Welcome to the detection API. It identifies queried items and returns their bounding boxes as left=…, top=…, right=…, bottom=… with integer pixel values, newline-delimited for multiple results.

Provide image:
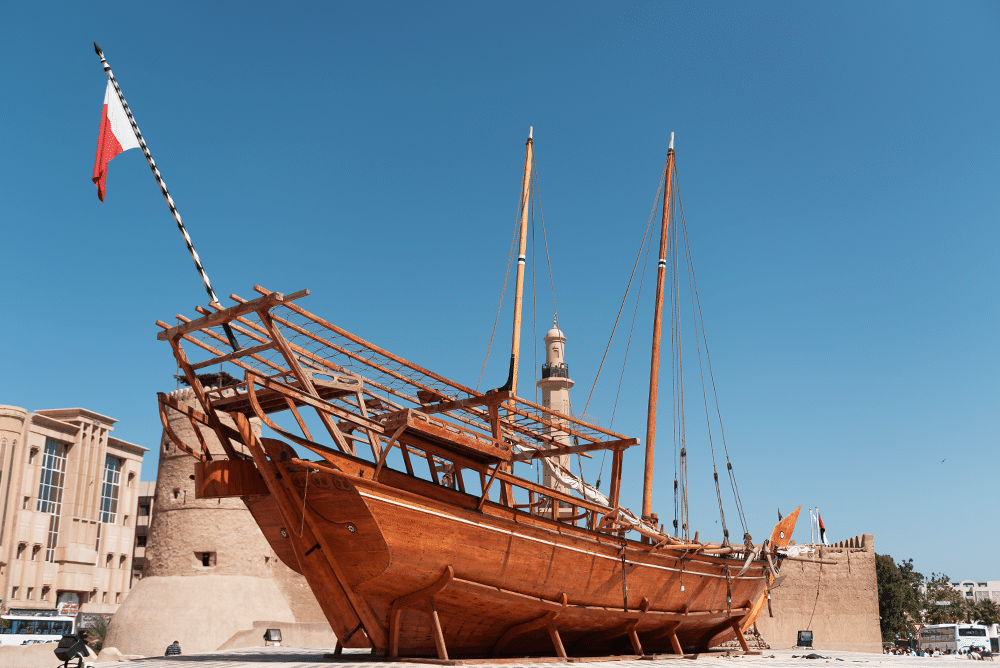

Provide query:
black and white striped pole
left=94, top=42, right=240, bottom=352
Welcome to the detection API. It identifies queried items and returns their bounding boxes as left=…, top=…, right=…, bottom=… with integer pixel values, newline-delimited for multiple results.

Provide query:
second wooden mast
left=642, top=133, right=677, bottom=523
left=507, top=127, right=535, bottom=403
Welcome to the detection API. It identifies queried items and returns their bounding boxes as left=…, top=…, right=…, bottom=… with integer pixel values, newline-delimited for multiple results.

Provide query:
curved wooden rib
left=388, top=565, right=455, bottom=659
left=493, top=592, right=568, bottom=657
left=157, top=393, right=207, bottom=462
left=245, top=371, right=351, bottom=470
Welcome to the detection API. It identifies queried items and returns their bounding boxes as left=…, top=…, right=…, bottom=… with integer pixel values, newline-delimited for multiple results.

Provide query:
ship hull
left=239, top=460, right=770, bottom=658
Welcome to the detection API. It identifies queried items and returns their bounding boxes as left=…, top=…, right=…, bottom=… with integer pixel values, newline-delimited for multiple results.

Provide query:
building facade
left=130, top=481, right=155, bottom=586
left=948, top=580, right=1000, bottom=603
left=0, top=405, right=147, bottom=616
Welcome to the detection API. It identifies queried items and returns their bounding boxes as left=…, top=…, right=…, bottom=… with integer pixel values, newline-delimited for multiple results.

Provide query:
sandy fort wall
left=105, top=388, right=326, bottom=657
left=755, top=534, right=881, bottom=653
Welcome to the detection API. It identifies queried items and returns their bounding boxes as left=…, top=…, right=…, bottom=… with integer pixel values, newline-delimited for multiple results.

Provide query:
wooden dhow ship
left=155, top=131, right=799, bottom=659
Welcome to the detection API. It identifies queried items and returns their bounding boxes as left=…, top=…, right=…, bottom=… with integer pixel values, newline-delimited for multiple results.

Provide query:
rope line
left=593, top=161, right=666, bottom=488
left=675, top=172, right=747, bottom=534
left=476, top=167, right=527, bottom=391
left=583, top=159, right=668, bottom=416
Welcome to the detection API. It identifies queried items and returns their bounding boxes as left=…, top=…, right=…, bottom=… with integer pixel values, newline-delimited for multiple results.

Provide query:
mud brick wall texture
left=755, top=534, right=882, bottom=653
left=104, top=388, right=327, bottom=657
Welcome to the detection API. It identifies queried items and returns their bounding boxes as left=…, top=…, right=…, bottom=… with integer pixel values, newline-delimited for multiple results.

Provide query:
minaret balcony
left=541, top=362, right=569, bottom=379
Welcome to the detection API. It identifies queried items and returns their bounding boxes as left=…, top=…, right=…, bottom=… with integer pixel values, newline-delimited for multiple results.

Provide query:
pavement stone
left=112, top=647, right=991, bottom=668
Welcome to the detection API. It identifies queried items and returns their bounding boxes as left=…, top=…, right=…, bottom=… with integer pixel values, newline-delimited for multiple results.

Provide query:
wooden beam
left=230, top=411, right=384, bottom=649
left=729, top=618, right=750, bottom=652
left=405, top=391, right=512, bottom=417
left=189, top=341, right=276, bottom=370
left=511, top=438, right=639, bottom=462
left=157, top=290, right=308, bottom=341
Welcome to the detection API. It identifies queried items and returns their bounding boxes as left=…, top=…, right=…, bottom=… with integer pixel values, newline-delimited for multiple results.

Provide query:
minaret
left=535, top=318, right=574, bottom=494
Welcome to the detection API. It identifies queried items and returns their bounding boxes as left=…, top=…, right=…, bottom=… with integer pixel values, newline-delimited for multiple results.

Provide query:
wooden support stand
left=389, top=566, right=455, bottom=660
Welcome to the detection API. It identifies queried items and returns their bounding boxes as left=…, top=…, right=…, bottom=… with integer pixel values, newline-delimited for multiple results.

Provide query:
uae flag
left=92, top=80, right=139, bottom=201
left=818, top=512, right=828, bottom=545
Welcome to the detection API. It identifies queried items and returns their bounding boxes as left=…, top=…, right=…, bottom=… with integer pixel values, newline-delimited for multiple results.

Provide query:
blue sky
left=1, top=2, right=997, bottom=580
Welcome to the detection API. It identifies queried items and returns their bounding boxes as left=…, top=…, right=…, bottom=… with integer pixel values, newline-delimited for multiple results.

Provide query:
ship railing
left=157, top=287, right=691, bottom=542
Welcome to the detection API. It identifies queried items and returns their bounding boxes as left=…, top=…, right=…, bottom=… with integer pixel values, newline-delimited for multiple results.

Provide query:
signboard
left=58, top=603, right=79, bottom=615
left=7, top=608, right=61, bottom=617
left=935, top=601, right=952, bottom=606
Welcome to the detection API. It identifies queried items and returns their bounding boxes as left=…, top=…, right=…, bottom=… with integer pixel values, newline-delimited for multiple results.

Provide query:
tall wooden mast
left=506, top=127, right=534, bottom=401
left=641, top=132, right=676, bottom=521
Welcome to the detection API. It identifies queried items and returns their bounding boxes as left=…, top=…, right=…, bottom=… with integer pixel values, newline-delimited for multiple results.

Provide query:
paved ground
left=116, top=647, right=990, bottom=668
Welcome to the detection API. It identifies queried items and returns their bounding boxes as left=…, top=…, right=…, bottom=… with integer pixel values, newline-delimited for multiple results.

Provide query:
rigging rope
left=675, top=173, right=747, bottom=534
left=584, top=160, right=668, bottom=416
left=670, top=197, right=689, bottom=538
left=532, top=161, right=560, bottom=327
left=592, top=161, right=667, bottom=488
left=476, top=159, right=533, bottom=392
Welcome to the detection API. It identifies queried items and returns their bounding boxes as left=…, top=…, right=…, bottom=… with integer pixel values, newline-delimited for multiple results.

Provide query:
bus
left=919, top=624, right=991, bottom=653
left=0, top=614, right=76, bottom=646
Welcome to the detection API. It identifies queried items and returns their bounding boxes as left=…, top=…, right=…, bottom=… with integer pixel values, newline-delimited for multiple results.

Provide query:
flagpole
left=93, top=42, right=240, bottom=352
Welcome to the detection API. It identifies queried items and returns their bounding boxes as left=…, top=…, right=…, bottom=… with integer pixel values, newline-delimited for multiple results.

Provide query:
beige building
left=0, top=405, right=147, bottom=616
left=130, top=481, right=155, bottom=586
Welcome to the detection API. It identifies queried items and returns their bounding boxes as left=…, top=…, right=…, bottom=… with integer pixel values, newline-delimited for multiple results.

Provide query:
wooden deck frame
left=153, top=287, right=793, bottom=659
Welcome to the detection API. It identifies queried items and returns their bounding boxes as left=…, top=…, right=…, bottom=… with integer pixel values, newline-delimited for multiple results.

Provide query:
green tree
left=876, top=554, right=923, bottom=641
left=972, top=599, right=1000, bottom=626
left=922, top=573, right=967, bottom=624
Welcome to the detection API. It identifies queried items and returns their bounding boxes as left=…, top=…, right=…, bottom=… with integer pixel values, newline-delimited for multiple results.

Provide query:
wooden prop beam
left=388, top=565, right=454, bottom=658
left=493, top=592, right=567, bottom=657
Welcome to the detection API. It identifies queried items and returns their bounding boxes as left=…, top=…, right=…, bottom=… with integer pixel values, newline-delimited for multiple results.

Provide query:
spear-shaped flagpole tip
left=94, top=41, right=104, bottom=57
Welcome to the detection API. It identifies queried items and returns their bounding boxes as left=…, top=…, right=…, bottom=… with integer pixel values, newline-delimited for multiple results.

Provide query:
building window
left=115, top=592, right=121, bottom=604
left=199, top=552, right=216, bottom=567
left=37, top=439, right=67, bottom=562
left=11, top=586, right=18, bottom=599
left=119, top=555, right=127, bottom=570
left=138, top=504, right=150, bottom=516
left=99, top=455, right=122, bottom=524
left=106, top=554, right=113, bottom=568
left=102, top=592, right=107, bottom=603
left=16, top=543, right=25, bottom=559
left=22, top=496, right=29, bottom=510
left=31, top=545, right=40, bottom=561
left=41, top=586, right=50, bottom=601
left=26, top=587, right=33, bottom=600
left=136, top=535, right=147, bottom=547
left=127, top=472, right=135, bottom=487
left=123, top=515, right=129, bottom=527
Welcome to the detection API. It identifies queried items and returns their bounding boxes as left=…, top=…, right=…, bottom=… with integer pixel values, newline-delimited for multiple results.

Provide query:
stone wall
left=754, top=534, right=881, bottom=653
left=104, top=388, right=327, bottom=657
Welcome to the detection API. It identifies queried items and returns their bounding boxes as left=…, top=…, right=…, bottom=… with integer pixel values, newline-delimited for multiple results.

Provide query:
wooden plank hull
left=243, top=463, right=771, bottom=657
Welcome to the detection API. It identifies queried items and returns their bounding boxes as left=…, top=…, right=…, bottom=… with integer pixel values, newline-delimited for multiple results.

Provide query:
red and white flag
left=92, top=80, right=139, bottom=201
left=818, top=512, right=828, bottom=545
